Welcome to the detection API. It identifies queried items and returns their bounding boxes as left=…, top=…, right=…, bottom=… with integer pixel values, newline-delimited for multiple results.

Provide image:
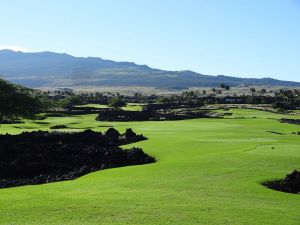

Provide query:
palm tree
left=250, top=88, right=256, bottom=97
left=259, top=88, right=267, bottom=96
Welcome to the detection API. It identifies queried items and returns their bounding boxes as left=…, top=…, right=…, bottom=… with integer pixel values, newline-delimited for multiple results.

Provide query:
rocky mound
left=280, top=119, right=300, bottom=125
left=50, top=125, right=68, bottom=129
left=263, top=170, right=300, bottom=194
left=0, top=128, right=155, bottom=188
left=96, top=103, right=216, bottom=122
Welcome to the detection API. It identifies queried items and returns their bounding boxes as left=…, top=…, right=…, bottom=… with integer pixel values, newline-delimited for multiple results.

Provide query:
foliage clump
left=109, top=96, right=127, bottom=110
left=0, top=78, right=52, bottom=122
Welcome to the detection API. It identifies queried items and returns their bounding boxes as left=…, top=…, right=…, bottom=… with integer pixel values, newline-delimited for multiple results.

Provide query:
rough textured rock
left=263, top=170, right=300, bottom=194
left=0, top=129, right=154, bottom=188
left=279, top=170, right=300, bottom=193
left=105, top=128, right=120, bottom=139
left=125, top=128, right=137, bottom=139
left=96, top=103, right=216, bottom=122
left=50, top=125, right=68, bottom=129
left=280, top=119, right=300, bottom=125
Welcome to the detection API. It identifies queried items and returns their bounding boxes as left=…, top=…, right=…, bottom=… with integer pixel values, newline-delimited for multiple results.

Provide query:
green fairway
left=0, top=109, right=299, bottom=224
left=75, top=103, right=144, bottom=111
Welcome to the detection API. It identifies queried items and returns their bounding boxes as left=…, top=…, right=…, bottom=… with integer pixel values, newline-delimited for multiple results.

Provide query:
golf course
left=0, top=108, right=299, bottom=224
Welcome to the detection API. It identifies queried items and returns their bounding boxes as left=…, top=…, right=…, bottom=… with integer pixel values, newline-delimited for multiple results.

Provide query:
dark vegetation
left=109, top=96, right=127, bottom=110
left=280, top=119, right=300, bottom=125
left=96, top=102, right=217, bottom=121
left=2, top=75, right=299, bottom=123
left=263, top=170, right=300, bottom=194
left=0, top=128, right=155, bottom=188
left=0, top=78, right=52, bottom=122
left=271, top=89, right=300, bottom=110
left=63, top=87, right=300, bottom=112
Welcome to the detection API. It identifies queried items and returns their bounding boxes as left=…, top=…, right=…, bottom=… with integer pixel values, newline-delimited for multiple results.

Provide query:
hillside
left=0, top=49, right=299, bottom=88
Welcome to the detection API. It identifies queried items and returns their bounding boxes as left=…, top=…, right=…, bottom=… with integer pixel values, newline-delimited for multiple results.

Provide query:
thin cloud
left=0, top=45, right=28, bottom=52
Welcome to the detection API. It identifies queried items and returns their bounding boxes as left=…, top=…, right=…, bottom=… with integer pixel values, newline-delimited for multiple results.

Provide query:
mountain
left=0, top=49, right=299, bottom=88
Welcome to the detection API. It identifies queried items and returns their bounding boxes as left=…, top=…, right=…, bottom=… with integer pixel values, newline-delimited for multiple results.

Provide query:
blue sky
left=0, top=0, right=300, bottom=81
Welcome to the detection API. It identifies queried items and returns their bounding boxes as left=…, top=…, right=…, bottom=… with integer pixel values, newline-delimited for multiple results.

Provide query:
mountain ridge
left=0, top=49, right=299, bottom=88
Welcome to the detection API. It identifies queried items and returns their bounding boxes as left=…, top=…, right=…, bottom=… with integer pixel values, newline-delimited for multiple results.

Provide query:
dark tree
left=60, top=96, right=83, bottom=109
left=0, top=78, right=46, bottom=121
left=219, top=83, right=230, bottom=90
left=109, top=97, right=127, bottom=110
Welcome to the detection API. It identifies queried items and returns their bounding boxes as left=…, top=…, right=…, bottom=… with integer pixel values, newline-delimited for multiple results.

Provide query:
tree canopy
left=0, top=78, right=48, bottom=121
left=109, top=97, right=127, bottom=110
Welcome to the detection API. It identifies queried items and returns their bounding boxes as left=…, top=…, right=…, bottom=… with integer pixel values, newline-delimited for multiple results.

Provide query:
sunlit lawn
left=0, top=109, right=299, bottom=224
left=75, top=103, right=144, bottom=111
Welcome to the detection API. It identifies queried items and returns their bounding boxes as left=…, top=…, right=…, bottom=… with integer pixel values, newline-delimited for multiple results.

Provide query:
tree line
left=1, top=78, right=299, bottom=122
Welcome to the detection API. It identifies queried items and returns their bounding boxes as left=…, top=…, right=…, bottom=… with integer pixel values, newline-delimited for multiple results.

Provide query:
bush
left=109, top=97, right=127, bottom=110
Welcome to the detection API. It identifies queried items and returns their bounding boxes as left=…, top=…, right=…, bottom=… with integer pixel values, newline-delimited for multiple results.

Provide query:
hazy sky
left=0, top=0, right=300, bottom=81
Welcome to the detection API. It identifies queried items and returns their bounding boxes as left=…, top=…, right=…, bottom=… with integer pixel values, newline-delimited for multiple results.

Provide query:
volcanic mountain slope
left=0, top=49, right=299, bottom=88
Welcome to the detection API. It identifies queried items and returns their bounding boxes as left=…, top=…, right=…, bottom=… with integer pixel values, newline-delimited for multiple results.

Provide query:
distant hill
left=0, top=49, right=299, bottom=88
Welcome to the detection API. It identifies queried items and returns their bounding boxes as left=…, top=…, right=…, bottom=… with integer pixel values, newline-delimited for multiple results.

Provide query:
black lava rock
left=105, top=128, right=120, bottom=139
left=50, top=125, right=68, bottom=129
left=125, top=128, right=137, bottom=139
left=263, top=170, right=300, bottom=194
left=0, top=129, right=155, bottom=188
left=280, top=170, right=300, bottom=194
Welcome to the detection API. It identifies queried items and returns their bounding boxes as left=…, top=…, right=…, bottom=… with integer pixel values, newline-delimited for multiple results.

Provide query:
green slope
left=0, top=109, right=299, bottom=224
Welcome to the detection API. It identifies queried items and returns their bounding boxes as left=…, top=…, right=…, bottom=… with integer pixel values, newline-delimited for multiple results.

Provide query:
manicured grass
left=0, top=109, right=299, bottom=224
left=221, top=108, right=300, bottom=119
left=75, top=103, right=110, bottom=108
left=75, top=103, right=144, bottom=111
